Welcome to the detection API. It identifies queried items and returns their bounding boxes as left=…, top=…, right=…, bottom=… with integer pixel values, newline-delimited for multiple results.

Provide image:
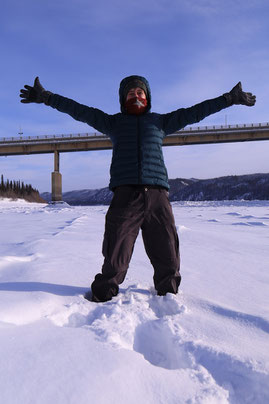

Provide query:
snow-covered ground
left=0, top=198, right=268, bottom=404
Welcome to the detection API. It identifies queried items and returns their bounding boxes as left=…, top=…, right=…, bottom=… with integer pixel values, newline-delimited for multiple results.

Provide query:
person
left=20, top=75, right=256, bottom=302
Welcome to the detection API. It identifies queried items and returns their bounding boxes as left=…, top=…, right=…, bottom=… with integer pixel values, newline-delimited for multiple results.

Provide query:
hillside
left=41, top=173, right=269, bottom=205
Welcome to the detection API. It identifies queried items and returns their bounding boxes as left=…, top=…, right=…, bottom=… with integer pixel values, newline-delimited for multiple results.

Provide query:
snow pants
left=91, top=185, right=181, bottom=302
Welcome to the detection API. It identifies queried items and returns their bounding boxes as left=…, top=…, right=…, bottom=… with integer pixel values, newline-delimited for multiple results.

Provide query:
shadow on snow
left=0, top=281, right=88, bottom=296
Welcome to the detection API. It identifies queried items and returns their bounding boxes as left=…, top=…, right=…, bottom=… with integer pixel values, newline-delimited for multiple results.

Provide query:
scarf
left=124, top=96, right=148, bottom=115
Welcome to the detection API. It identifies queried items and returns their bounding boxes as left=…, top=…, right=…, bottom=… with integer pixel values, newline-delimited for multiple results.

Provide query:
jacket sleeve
left=48, top=94, right=113, bottom=135
left=161, top=95, right=229, bottom=135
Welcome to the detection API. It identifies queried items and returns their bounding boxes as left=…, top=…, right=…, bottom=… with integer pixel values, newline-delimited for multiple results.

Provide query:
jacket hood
left=119, top=75, right=151, bottom=114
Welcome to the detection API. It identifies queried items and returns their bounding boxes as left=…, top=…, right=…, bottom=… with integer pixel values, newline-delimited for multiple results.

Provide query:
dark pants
left=91, top=185, right=181, bottom=302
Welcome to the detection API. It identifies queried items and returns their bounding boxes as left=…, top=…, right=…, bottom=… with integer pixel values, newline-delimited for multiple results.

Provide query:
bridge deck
left=1, top=123, right=269, bottom=156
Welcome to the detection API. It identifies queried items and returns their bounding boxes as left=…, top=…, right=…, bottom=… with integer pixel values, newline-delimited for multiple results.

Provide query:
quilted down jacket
left=47, top=76, right=228, bottom=190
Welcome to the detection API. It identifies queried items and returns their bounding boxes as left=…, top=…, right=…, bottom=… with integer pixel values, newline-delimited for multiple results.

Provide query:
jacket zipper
left=137, top=116, right=141, bottom=183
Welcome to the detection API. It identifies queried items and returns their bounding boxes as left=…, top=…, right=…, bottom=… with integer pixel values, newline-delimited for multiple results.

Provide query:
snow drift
left=0, top=198, right=268, bottom=403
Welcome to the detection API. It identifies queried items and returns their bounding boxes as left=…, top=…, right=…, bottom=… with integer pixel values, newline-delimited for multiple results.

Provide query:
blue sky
left=1, top=0, right=269, bottom=192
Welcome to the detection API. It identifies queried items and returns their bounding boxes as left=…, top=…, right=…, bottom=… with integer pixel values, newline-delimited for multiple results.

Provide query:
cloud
left=163, top=140, right=269, bottom=180
left=60, top=151, right=111, bottom=191
left=153, top=42, right=268, bottom=125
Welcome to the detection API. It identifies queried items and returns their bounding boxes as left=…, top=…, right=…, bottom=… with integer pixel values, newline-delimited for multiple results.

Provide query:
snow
left=0, top=197, right=269, bottom=404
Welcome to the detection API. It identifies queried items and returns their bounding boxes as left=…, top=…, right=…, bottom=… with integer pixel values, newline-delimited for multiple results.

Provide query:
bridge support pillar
left=51, top=151, right=62, bottom=202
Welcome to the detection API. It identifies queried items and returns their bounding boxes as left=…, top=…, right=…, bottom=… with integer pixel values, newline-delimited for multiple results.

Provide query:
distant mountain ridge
left=41, top=173, right=269, bottom=205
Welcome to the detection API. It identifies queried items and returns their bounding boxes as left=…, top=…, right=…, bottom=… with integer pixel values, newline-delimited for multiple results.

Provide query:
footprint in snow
left=232, top=221, right=267, bottom=227
left=149, top=292, right=187, bottom=318
left=186, top=341, right=269, bottom=404
left=133, top=317, right=192, bottom=370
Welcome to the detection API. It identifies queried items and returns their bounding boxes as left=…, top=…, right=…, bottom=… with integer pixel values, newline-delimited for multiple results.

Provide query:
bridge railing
left=0, top=132, right=106, bottom=143
left=177, top=122, right=269, bottom=132
left=1, top=122, right=269, bottom=143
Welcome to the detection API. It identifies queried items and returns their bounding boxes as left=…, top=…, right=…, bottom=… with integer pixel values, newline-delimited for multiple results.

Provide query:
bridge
left=1, top=122, right=269, bottom=202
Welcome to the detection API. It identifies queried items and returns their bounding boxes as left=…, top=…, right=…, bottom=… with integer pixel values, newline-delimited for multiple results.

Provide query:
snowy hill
left=169, top=173, right=269, bottom=201
left=41, top=173, right=269, bottom=205
left=0, top=198, right=269, bottom=403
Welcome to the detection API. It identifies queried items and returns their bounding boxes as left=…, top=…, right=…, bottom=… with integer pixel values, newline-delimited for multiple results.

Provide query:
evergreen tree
left=0, top=174, right=44, bottom=202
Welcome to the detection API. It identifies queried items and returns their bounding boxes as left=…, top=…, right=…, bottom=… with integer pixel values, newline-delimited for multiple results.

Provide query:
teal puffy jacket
left=48, top=76, right=228, bottom=190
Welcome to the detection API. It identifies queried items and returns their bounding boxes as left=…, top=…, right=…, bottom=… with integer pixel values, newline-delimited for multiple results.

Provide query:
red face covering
left=124, top=96, right=148, bottom=115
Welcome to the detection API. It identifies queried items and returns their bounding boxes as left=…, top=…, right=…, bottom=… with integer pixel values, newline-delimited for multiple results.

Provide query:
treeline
left=0, top=174, right=46, bottom=203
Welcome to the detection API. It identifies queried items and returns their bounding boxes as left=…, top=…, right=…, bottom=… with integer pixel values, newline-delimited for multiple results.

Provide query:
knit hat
left=119, top=75, right=151, bottom=113
left=122, top=79, right=148, bottom=101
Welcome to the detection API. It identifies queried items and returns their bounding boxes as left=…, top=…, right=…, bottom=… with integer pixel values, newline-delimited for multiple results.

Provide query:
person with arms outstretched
left=20, top=75, right=256, bottom=302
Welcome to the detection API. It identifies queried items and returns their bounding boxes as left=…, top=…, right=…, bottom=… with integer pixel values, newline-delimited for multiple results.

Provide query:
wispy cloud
left=164, top=140, right=269, bottom=180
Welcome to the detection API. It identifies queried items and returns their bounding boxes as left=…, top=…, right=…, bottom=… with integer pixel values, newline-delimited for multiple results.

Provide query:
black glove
left=20, top=77, right=52, bottom=105
left=223, top=82, right=256, bottom=107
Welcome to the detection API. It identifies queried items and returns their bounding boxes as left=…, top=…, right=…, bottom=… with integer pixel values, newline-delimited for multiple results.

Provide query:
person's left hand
left=224, top=82, right=256, bottom=107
